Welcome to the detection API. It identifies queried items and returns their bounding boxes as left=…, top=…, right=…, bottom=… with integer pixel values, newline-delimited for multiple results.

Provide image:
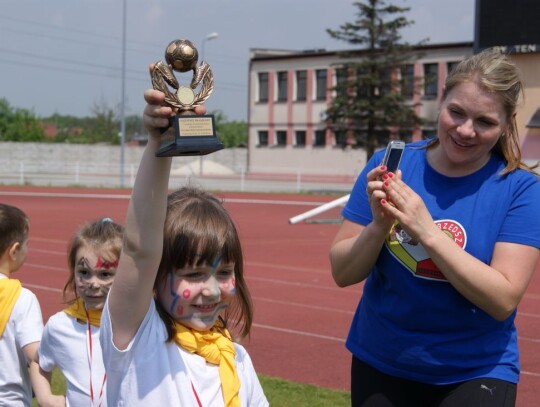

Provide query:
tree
left=326, top=0, right=426, bottom=159
left=88, top=99, right=120, bottom=144
left=0, top=98, right=45, bottom=142
left=212, top=110, right=247, bottom=148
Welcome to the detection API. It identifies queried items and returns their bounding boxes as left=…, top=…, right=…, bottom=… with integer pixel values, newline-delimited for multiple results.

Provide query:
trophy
left=151, top=39, right=223, bottom=157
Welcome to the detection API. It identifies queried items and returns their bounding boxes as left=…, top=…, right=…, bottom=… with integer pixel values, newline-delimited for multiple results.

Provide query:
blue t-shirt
left=342, top=139, right=540, bottom=385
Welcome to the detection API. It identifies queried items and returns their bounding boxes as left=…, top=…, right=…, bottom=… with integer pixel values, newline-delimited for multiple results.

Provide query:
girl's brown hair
left=154, top=186, right=253, bottom=341
left=63, top=218, right=124, bottom=303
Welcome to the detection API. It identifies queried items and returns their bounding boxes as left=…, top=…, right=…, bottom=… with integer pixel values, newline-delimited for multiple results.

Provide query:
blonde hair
left=431, top=48, right=537, bottom=175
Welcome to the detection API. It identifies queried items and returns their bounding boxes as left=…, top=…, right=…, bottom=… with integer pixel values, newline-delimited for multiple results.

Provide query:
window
left=423, top=63, right=438, bottom=98
left=334, top=130, right=347, bottom=147
left=276, top=130, right=287, bottom=146
left=258, top=73, right=268, bottom=103
left=277, top=71, right=288, bottom=102
left=314, top=130, right=326, bottom=147
left=401, top=64, right=414, bottom=99
left=296, top=70, right=307, bottom=101
left=315, top=69, right=327, bottom=100
left=446, top=61, right=460, bottom=76
left=258, top=130, right=268, bottom=146
left=295, top=131, right=306, bottom=146
left=336, top=68, right=348, bottom=98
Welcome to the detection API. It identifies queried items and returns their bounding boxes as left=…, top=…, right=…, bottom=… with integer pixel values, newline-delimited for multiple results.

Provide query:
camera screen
left=386, top=148, right=403, bottom=172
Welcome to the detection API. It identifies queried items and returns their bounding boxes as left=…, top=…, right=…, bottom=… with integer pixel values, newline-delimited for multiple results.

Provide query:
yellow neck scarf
left=0, top=279, right=22, bottom=337
left=63, top=297, right=102, bottom=327
left=173, top=321, right=240, bottom=407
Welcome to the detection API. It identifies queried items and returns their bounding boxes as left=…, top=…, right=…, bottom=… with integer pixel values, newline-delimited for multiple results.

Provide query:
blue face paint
left=168, top=269, right=179, bottom=315
left=210, top=255, right=222, bottom=271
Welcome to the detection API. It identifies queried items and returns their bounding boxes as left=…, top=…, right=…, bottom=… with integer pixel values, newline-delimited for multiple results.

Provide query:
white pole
left=288, top=194, right=350, bottom=224
left=19, top=162, right=24, bottom=184
left=119, top=0, right=127, bottom=187
left=198, top=32, right=219, bottom=176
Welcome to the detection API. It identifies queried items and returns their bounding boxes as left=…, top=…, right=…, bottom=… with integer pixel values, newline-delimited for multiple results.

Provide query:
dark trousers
left=351, top=356, right=516, bottom=407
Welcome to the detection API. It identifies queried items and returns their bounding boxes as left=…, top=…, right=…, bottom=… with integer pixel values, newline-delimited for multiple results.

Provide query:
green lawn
left=33, top=370, right=350, bottom=406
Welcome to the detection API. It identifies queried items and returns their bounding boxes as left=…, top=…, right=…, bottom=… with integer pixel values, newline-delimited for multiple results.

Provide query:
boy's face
left=74, top=246, right=118, bottom=310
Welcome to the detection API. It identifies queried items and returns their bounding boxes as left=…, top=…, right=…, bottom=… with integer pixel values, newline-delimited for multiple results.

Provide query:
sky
left=1, top=0, right=474, bottom=122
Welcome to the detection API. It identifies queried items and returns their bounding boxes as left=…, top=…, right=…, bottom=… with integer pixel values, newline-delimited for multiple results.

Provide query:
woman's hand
left=365, top=165, right=399, bottom=232
left=379, top=173, right=439, bottom=244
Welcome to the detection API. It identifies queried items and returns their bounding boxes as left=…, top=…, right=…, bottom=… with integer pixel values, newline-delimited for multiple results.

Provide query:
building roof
left=250, top=41, right=474, bottom=62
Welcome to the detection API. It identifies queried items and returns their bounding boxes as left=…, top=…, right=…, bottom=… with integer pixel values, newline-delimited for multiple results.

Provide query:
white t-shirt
left=100, top=298, right=269, bottom=407
left=0, top=281, right=43, bottom=407
left=38, top=311, right=107, bottom=406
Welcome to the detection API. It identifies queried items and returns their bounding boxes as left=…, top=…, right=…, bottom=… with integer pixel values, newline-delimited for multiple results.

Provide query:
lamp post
left=198, top=32, right=219, bottom=176
left=119, top=0, right=127, bottom=187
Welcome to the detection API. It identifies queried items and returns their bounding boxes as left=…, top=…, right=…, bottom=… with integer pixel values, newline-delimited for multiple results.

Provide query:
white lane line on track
left=32, top=237, right=67, bottom=244
left=30, top=248, right=65, bottom=256
left=517, top=312, right=540, bottom=318
left=252, top=323, right=345, bottom=342
left=248, top=275, right=358, bottom=293
left=253, top=296, right=355, bottom=315
left=0, top=191, right=327, bottom=207
left=522, top=370, right=540, bottom=377
left=246, top=261, right=330, bottom=276
left=519, top=336, right=540, bottom=344
left=23, top=263, right=66, bottom=273
left=23, top=283, right=61, bottom=293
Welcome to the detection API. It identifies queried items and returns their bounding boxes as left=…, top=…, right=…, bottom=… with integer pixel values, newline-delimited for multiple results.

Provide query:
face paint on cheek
left=182, top=289, right=191, bottom=299
left=221, top=278, right=236, bottom=296
left=175, top=305, right=185, bottom=317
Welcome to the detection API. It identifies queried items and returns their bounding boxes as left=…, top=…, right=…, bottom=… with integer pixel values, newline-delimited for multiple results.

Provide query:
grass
left=33, top=370, right=350, bottom=406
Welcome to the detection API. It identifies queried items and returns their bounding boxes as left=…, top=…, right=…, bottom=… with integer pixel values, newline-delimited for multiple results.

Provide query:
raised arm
left=107, top=87, right=172, bottom=348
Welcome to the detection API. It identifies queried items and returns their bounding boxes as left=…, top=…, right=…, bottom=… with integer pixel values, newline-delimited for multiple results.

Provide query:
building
left=247, top=42, right=540, bottom=177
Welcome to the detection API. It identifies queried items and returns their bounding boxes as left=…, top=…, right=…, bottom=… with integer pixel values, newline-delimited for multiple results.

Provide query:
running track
left=1, top=186, right=539, bottom=406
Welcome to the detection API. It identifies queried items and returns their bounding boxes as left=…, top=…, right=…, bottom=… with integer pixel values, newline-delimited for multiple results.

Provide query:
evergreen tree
left=326, top=0, right=426, bottom=159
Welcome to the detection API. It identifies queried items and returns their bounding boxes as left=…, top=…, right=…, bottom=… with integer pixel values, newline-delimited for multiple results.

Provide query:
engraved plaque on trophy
left=150, top=39, right=223, bottom=157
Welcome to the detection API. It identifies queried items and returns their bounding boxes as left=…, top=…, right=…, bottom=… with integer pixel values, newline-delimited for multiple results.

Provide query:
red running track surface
left=1, top=186, right=539, bottom=406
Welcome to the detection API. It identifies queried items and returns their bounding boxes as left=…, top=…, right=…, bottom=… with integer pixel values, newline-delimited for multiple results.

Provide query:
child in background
left=33, top=218, right=123, bottom=407
left=0, top=203, right=43, bottom=406
left=100, top=84, right=268, bottom=406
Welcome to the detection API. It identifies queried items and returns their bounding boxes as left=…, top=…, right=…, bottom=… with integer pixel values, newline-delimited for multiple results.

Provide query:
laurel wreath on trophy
left=151, top=60, right=214, bottom=110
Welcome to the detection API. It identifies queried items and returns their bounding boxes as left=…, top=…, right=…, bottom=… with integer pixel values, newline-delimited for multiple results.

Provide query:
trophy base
left=156, top=137, right=224, bottom=157
left=156, top=114, right=224, bottom=157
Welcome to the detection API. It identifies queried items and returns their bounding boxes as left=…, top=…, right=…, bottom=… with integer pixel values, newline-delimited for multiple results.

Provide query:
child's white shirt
left=38, top=311, right=107, bottom=406
left=0, top=277, right=43, bottom=407
left=100, top=297, right=269, bottom=407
